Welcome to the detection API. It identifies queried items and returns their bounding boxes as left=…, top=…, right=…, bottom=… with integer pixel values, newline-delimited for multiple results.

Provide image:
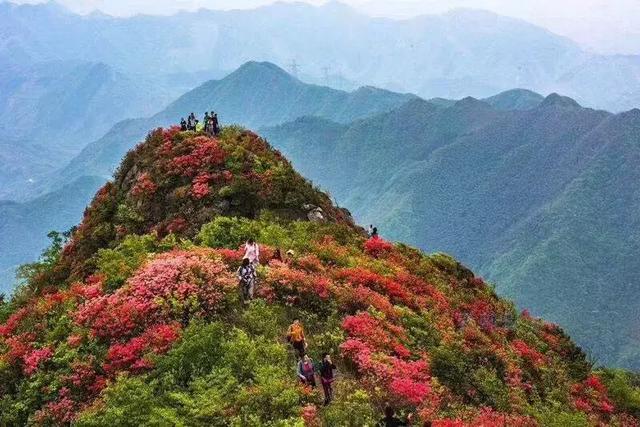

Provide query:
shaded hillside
left=2, top=1, right=640, bottom=111
left=1, top=125, right=638, bottom=426
left=262, top=96, right=640, bottom=369
left=0, top=60, right=191, bottom=199
left=0, top=176, right=105, bottom=293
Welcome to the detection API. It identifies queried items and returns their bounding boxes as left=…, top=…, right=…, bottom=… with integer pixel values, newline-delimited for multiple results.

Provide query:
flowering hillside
left=1, top=127, right=639, bottom=426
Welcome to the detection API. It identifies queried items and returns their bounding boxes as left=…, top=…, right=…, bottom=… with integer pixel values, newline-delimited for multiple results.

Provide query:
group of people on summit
left=235, top=238, right=337, bottom=406
left=180, top=111, right=220, bottom=136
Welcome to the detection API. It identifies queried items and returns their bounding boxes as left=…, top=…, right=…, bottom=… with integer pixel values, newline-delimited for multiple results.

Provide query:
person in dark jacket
left=236, top=258, right=256, bottom=303
left=212, top=113, right=220, bottom=135
left=297, top=354, right=316, bottom=387
left=380, top=406, right=407, bottom=427
left=203, top=112, right=210, bottom=134
left=180, top=118, right=187, bottom=131
left=319, top=353, right=337, bottom=405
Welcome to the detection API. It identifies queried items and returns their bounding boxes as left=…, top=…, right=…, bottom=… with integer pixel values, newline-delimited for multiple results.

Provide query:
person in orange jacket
left=287, top=319, right=307, bottom=357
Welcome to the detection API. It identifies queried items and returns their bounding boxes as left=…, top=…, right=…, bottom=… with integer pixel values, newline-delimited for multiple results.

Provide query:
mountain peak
left=61, top=126, right=354, bottom=278
left=452, top=96, right=493, bottom=111
left=540, top=93, right=582, bottom=109
left=14, top=0, right=70, bottom=15
left=228, top=61, right=295, bottom=82
left=484, top=89, right=545, bottom=111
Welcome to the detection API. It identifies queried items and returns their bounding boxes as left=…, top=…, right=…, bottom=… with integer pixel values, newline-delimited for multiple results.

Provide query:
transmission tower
left=321, top=66, right=330, bottom=84
left=289, top=60, right=300, bottom=77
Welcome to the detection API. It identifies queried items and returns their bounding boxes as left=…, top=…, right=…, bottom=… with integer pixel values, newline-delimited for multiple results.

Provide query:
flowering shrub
left=191, top=172, right=212, bottom=199
left=467, top=300, right=497, bottom=333
left=75, top=250, right=235, bottom=340
left=33, top=388, right=77, bottom=425
left=104, top=323, right=181, bottom=374
left=302, top=404, right=320, bottom=427
left=364, top=237, right=394, bottom=258
left=168, top=136, right=227, bottom=178
left=23, top=347, right=53, bottom=375
left=571, top=374, right=617, bottom=422
left=512, top=339, right=546, bottom=368
left=130, top=172, right=157, bottom=197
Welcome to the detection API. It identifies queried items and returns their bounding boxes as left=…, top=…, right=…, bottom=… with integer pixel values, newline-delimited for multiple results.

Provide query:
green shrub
left=322, top=385, right=377, bottom=427
left=235, top=365, right=304, bottom=425
left=96, top=234, right=157, bottom=289
left=154, top=322, right=226, bottom=387
left=76, top=375, right=180, bottom=427
left=532, top=407, right=590, bottom=427
left=472, top=367, right=510, bottom=410
left=197, top=217, right=260, bottom=248
left=221, top=329, right=289, bottom=384
left=239, top=300, right=287, bottom=339
left=599, top=369, right=640, bottom=417
left=172, top=368, right=240, bottom=427
left=431, top=346, right=472, bottom=397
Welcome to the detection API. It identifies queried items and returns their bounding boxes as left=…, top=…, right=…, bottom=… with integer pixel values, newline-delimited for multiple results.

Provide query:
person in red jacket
left=297, top=354, right=316, bottom=387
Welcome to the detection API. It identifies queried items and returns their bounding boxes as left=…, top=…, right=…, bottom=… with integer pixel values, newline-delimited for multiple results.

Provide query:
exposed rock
left=307, top=207, right=325, bottom=222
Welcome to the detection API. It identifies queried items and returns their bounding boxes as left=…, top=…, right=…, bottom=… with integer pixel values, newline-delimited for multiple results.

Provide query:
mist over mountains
left=2, top=0, right=640, bottom=113
left=0, top=60, right=201, bottom=199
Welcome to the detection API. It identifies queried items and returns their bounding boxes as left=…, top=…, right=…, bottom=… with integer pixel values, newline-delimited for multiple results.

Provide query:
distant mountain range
left=0, top=175, right=105, bottom=287
left=2, top=1, right=640, bottom=113
left=262, top=83, right=640, bottom=369
left=23, top=61, right=417, bottom=199
left=0, top=60, right=198, bottom=199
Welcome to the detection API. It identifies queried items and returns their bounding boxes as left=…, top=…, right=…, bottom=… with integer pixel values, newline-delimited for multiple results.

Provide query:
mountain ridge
left=2, top=1, right=640, bottom=111
left=261, top=92, right=640, bottom=369
left=0, top=123, right=638, bottom=425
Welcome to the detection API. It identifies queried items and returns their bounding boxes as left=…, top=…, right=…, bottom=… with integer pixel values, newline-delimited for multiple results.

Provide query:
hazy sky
left=12, top=0, right=640, bottom=55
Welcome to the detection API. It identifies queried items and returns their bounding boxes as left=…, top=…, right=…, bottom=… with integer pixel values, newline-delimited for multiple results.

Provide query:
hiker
left=319, top=353, right=337, bottom=405
left=287, top=319, right=307, bottom=357
left=203, top=112, right=210, bottom=134
left=285, top=249, right=295, bottom=264
left=368, top=225, right=374, bottom=237
left=372, top=227, right=379, bottom=239
left=237, top=258, right=256, bottom=302
left=297, top=354, right=316, bottom=387
left=180, top=118, right=187, bottom=131
left=380, top=406, right=407, bottom=427
left=244, top=238, right=260, bottom=265
left=212, top=113, right=220, bottom=136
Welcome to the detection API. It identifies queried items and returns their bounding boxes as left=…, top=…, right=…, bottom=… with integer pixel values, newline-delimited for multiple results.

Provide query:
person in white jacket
left=244, top=238, right=260, bottom=265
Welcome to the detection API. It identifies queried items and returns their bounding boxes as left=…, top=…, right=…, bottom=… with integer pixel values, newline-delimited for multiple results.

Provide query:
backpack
left=289, top=324, right=304, bottom=342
